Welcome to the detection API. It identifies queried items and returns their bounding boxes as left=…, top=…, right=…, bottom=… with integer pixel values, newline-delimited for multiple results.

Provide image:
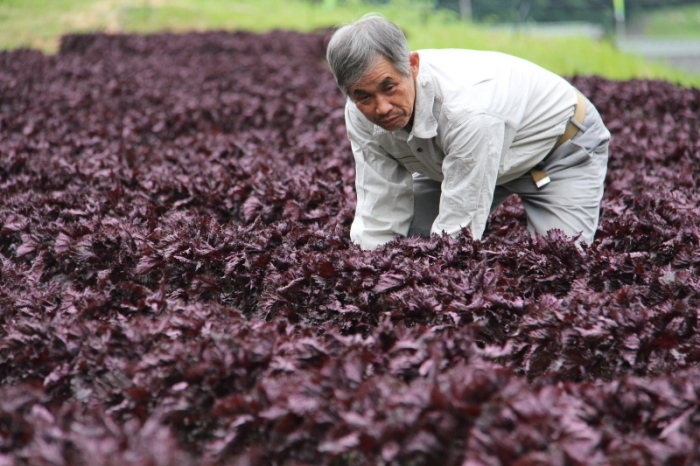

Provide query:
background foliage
left=435, top=0, right=700, bottom=26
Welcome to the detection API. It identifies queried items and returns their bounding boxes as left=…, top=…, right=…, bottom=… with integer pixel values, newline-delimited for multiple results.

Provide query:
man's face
left=348, top=52, right=420, bottom=132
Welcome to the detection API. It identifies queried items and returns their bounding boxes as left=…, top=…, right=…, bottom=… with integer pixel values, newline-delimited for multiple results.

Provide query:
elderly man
left=326, top=15, right=610, bottom=251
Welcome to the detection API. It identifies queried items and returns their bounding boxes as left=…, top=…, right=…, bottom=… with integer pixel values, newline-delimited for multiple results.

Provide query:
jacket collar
left=371, top=57, right=438, bottom=140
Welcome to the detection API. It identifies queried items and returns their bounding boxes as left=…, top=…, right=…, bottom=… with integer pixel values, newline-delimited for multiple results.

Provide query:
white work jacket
left=345, top=49, right=579, bottom=250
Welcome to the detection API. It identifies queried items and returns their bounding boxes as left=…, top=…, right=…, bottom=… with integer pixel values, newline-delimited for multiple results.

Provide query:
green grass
left=0, top=0, right=698, bottom=87
left=638, top=4, right=700, bottom=38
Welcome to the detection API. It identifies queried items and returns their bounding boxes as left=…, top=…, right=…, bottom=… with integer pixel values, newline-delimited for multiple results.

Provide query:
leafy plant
left=0, top=30, right=699, bottom=464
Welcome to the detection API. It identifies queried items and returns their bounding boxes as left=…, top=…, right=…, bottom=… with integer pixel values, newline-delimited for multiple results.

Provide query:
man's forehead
left=365, top=57, right=399, bottom=79
left=350, top=59, right=400, bottom=93
left=352, top=76, right=395, bottom=92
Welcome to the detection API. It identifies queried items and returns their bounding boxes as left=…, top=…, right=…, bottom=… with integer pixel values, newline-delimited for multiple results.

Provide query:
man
left=326, top=15, right=610, bottom=251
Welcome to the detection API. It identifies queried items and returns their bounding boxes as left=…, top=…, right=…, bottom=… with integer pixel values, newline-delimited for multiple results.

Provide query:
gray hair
left=326, top=15, right=411, bottom=97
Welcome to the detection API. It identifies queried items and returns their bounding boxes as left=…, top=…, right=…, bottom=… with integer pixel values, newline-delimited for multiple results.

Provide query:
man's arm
left=433, top=113, right=506, bottom=240
left=346, top=108, right=414, bottom=250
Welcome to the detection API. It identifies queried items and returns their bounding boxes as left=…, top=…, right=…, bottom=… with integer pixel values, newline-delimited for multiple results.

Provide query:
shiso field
left=1, top=30, right=700, bottom=464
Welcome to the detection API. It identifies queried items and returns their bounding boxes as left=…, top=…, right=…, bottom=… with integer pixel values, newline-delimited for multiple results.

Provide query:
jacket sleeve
left=345, top=106, right=414, bottom=250
left=432, top=113, right=506, bottom=240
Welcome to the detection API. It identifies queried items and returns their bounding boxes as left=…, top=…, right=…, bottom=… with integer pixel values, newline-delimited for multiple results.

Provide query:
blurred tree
left=459, top=0, right=472, bottom=20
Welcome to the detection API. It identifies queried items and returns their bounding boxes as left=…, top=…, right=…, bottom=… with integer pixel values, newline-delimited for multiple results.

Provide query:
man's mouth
left=380, top=115, right=400, bottom=127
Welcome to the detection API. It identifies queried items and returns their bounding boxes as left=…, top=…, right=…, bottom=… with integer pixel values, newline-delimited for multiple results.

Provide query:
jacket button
left=417, top=148, right=423, bottom=152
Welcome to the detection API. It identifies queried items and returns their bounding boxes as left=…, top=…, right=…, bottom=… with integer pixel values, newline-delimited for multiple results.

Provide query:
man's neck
left=402, top=115, right=414, bottom=133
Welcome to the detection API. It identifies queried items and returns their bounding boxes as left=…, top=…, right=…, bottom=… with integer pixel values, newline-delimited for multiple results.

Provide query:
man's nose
left=376, top=96, right=392, bottom=116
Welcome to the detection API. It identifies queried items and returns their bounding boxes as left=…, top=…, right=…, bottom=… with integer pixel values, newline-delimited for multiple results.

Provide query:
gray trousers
left=408, top=100, right=610, bottom=245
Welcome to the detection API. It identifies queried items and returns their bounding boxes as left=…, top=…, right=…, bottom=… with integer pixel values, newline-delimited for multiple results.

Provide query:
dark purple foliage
left=0, top=30, right=699, bottom=464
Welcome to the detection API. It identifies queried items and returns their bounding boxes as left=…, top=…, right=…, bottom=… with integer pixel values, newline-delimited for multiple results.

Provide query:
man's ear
left=409, top=51, right=420, bottom=79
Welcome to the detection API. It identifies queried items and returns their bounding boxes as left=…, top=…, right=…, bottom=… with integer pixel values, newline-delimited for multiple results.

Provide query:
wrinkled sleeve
left=345, top=106, right=414, bottom=250
left=433, top=113, right=505, bottom=240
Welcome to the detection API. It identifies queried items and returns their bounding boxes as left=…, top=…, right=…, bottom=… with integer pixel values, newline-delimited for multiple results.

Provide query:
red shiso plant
left=0, top=30, right=699, bottom=464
